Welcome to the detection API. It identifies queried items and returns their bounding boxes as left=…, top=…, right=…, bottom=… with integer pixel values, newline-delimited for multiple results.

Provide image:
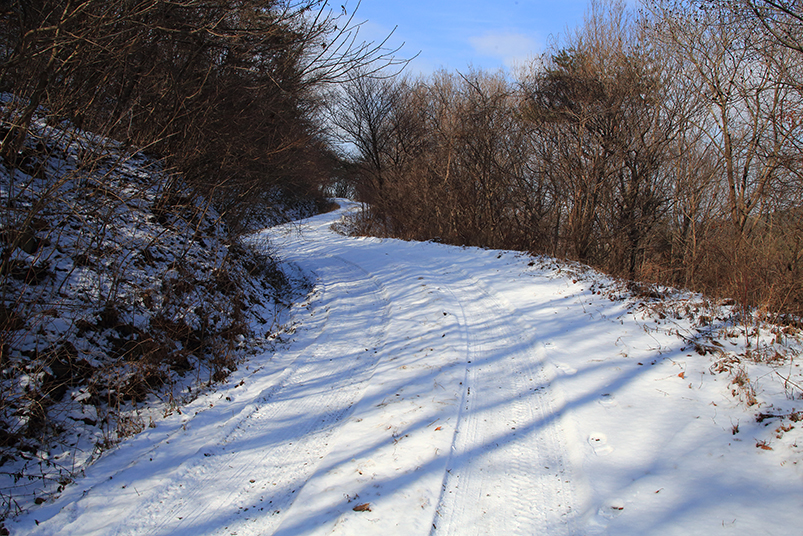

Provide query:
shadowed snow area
left=9, top=201, right=803, bottom=535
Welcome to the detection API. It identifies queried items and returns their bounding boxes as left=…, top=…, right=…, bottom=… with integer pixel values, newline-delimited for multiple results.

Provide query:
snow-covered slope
left=8, top=201, right=803, bottom=535
left=0, top=105, right=291, bottom=522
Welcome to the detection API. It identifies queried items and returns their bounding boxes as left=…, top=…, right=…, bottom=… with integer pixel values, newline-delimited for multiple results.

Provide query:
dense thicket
left=337, top=0, right=803, bottom=318
left=0, top=0, right=398, bottom=228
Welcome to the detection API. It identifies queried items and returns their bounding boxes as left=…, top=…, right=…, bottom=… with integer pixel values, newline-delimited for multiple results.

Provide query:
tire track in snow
left=259, top=257, right=471, bottom=535
left=220, top=254, right=405, bottom=536
left=431, top=267, right=576, bottom=536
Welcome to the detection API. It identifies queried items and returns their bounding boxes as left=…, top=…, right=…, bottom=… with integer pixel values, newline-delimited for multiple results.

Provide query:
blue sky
left=343, top=0, right=594, bottom=75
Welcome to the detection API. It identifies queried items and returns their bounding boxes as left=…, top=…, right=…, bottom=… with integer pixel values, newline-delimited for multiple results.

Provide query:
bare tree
left=328, top=73, right=405, bottom=203
left=650, top=0, right=803, bottom=235
left=720, top=0, right=803, bottom=54
left=522, top=0, right=679, bottom=275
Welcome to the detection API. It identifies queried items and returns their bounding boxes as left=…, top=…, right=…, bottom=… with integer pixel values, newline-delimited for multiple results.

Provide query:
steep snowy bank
left=0, top=105, right=293, bottom=521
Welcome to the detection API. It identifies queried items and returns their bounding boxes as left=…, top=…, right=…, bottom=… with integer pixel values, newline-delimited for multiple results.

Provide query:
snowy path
left=10, top=201, right=803, bottom=535
left=263, top=210, right=577, bottom=535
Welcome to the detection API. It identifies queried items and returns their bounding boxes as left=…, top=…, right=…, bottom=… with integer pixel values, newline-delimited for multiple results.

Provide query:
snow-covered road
left=10, top=201, right=803, bottom=535
left=255, top=205, right=577, bottom=535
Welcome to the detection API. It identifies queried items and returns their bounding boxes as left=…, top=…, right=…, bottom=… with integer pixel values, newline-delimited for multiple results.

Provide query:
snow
left=7, top=200, right=803, bottom=535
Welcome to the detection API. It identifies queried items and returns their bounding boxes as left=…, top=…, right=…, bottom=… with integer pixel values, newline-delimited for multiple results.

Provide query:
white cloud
left=468, top=30, right=540, bottom=68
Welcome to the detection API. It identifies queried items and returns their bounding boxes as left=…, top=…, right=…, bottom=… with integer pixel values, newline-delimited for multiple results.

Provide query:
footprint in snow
left=588, top=432, right=614, bottom=456
left=598, top=393, right=617, bottom=408
left=597, top=498, right=626, bottom=519
left=554, top=362, right=577, bottom=376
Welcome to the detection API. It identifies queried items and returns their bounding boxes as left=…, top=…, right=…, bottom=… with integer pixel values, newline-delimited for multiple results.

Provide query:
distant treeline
left=333, top=0, right=803, bottom=319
